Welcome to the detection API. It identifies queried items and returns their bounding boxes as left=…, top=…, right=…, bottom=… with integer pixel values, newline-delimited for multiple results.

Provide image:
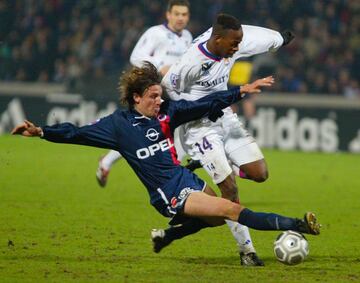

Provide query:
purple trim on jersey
left=163, top=23, right=182, bottom=37
left=198, top=42, right=222, bottom=62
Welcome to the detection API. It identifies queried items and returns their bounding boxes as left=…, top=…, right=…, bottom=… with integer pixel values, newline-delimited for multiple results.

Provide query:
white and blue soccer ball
left=273, top=230, right=309, bottom=265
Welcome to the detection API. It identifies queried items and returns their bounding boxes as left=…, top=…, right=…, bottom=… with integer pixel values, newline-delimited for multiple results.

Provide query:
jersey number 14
left=195, top=137, right=213, bottom=155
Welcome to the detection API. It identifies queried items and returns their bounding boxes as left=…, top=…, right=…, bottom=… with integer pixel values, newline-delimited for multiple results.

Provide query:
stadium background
left=1, top=1, right=360, bottom=282
left=0, top=0, right=358, bottom=95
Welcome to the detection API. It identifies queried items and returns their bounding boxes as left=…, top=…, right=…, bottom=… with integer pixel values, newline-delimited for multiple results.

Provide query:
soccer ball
left=273, top=230, right=309, bottom=265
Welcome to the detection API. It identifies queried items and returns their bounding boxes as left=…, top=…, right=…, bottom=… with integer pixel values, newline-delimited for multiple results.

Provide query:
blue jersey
left=42, top=88, right=243, bottom=216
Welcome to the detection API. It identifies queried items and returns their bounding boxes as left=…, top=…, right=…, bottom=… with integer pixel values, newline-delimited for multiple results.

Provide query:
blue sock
left=164, top=218, right=211, bottom=243
left=238, top=208, right=297, bottom=231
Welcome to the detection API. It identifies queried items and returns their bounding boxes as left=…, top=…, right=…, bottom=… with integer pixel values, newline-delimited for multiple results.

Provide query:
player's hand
left=240, top=76, right=275, bottom=94
left=281, top=30, right=295, bottom=46
left=11, top=120, right=43, bottom=137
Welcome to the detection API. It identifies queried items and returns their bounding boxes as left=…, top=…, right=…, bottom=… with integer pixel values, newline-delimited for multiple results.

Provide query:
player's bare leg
left=183, top=192, right=321, bottom=235
left=190, top=136, right=265, bottom=266
left=235, top=159, right=268, bottom=182
left=96, top=150, right=122, bottom=187
left=151, top=190, right=321, bottom=255
left=218, top=173, right=238, bottom=202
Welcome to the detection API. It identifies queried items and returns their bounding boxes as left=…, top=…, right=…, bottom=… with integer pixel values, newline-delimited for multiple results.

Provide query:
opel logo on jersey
left=146, top=128, right=160, bottom=141
left=136, top=138, right=174, bottom=159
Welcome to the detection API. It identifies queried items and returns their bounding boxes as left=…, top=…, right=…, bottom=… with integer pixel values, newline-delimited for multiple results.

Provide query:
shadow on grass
left=1, top=253, right=358, bottom=269
left=163, top=254, right=359, bottom=268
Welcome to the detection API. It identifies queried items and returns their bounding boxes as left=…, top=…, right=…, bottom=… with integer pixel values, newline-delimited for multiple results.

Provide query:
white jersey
left=130, top=24, right=193, bottom=69
left=163, top=25, right=283, bottom=101
left=162, top=25, right=284, bottom=156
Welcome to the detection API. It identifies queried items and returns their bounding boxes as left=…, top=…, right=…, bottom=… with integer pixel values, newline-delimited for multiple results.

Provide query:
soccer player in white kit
left=96, top=0, right=192, bottom=187
left=158, top=14, right=295, bottom=266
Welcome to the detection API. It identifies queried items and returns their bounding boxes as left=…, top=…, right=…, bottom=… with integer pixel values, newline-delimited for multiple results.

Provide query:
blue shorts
left=152, top=170, right=206, bottom=218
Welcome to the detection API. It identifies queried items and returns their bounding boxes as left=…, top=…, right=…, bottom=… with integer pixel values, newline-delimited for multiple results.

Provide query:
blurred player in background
left=161, top=13, right=295, bottom=266
left=96, top=0, right=192, bottom=187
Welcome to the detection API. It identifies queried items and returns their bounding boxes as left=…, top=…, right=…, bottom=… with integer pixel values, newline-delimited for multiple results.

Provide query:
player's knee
left=245, top=167, right=268, bottom=183
left=252, top=169, right=269, bottom=183
left=241, top=159, right=268, bottom=183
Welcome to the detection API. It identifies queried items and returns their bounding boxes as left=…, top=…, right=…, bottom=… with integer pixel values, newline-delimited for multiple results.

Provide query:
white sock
left=100, top=150, right=122, bottom=170
left=225, top=219, right=256, bottom=254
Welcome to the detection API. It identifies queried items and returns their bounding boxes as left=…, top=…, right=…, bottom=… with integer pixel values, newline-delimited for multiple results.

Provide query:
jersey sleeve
left=41, top=115, right=119, bottom=150
left=192, top=28, right=212, bottom=45
left=130, top=27, right=163, bottom=68
left=161, top=57, right=201, bottom=100
left=166, top=87, right=243, bottom=129
left=234, top=25, right=284, bottom=59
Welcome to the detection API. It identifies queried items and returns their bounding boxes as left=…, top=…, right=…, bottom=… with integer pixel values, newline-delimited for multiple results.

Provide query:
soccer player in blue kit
left=12, top=62, right=320, bottom=257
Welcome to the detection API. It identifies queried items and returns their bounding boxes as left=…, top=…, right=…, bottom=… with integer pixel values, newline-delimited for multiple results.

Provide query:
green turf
left=1, top=135, right=360, bottom=282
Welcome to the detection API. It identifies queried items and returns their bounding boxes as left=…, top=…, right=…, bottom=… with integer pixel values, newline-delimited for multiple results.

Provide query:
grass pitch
left=1, top=135, right=360, bottom=282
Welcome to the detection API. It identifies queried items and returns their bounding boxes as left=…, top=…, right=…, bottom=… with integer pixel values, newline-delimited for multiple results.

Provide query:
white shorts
left=184, top=109, right=264, bottom=184
left=173, top=127, right=187, bottom=161
left=198, top=134, right=232, bottom=184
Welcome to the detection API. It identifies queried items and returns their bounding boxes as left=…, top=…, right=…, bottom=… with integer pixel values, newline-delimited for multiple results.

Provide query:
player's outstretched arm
left=240, top=76, right=275, bottom=94
left=12, top=115, right=119, bottom=150
left=11, top=120, right=43, bottom=137
left=167, top=75, right=275, bottom=128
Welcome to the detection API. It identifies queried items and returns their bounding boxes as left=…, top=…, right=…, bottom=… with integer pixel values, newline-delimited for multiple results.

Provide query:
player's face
left=166, top=5, right=190, bottom=33
left=217, top=29, right=243, bottom=58
left=134, top=85, right=163, bottom=117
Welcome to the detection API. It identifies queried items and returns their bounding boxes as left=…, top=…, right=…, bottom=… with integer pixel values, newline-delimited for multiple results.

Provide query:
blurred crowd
left=0, top=0, right=358, bottom=97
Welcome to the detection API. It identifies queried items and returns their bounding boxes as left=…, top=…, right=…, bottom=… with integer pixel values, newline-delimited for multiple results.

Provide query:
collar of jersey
left=198, top=42, right=222, bottom=62
left=163, top=23, right=182, bottom=37
left=130, top=109, right=151, bottom=120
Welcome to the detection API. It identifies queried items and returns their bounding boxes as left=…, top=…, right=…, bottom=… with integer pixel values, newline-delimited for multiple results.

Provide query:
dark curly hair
left=212, top=13, right=242, bottom=36
left=119, top=62, right=162, bottom=109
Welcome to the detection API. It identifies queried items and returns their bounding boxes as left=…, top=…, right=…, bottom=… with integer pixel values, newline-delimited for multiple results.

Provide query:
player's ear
left=166, top=11, right=171, bottom=22
left=133, top=93, right=141, bottom=104
left=214, top=34, right=222, bottom=44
